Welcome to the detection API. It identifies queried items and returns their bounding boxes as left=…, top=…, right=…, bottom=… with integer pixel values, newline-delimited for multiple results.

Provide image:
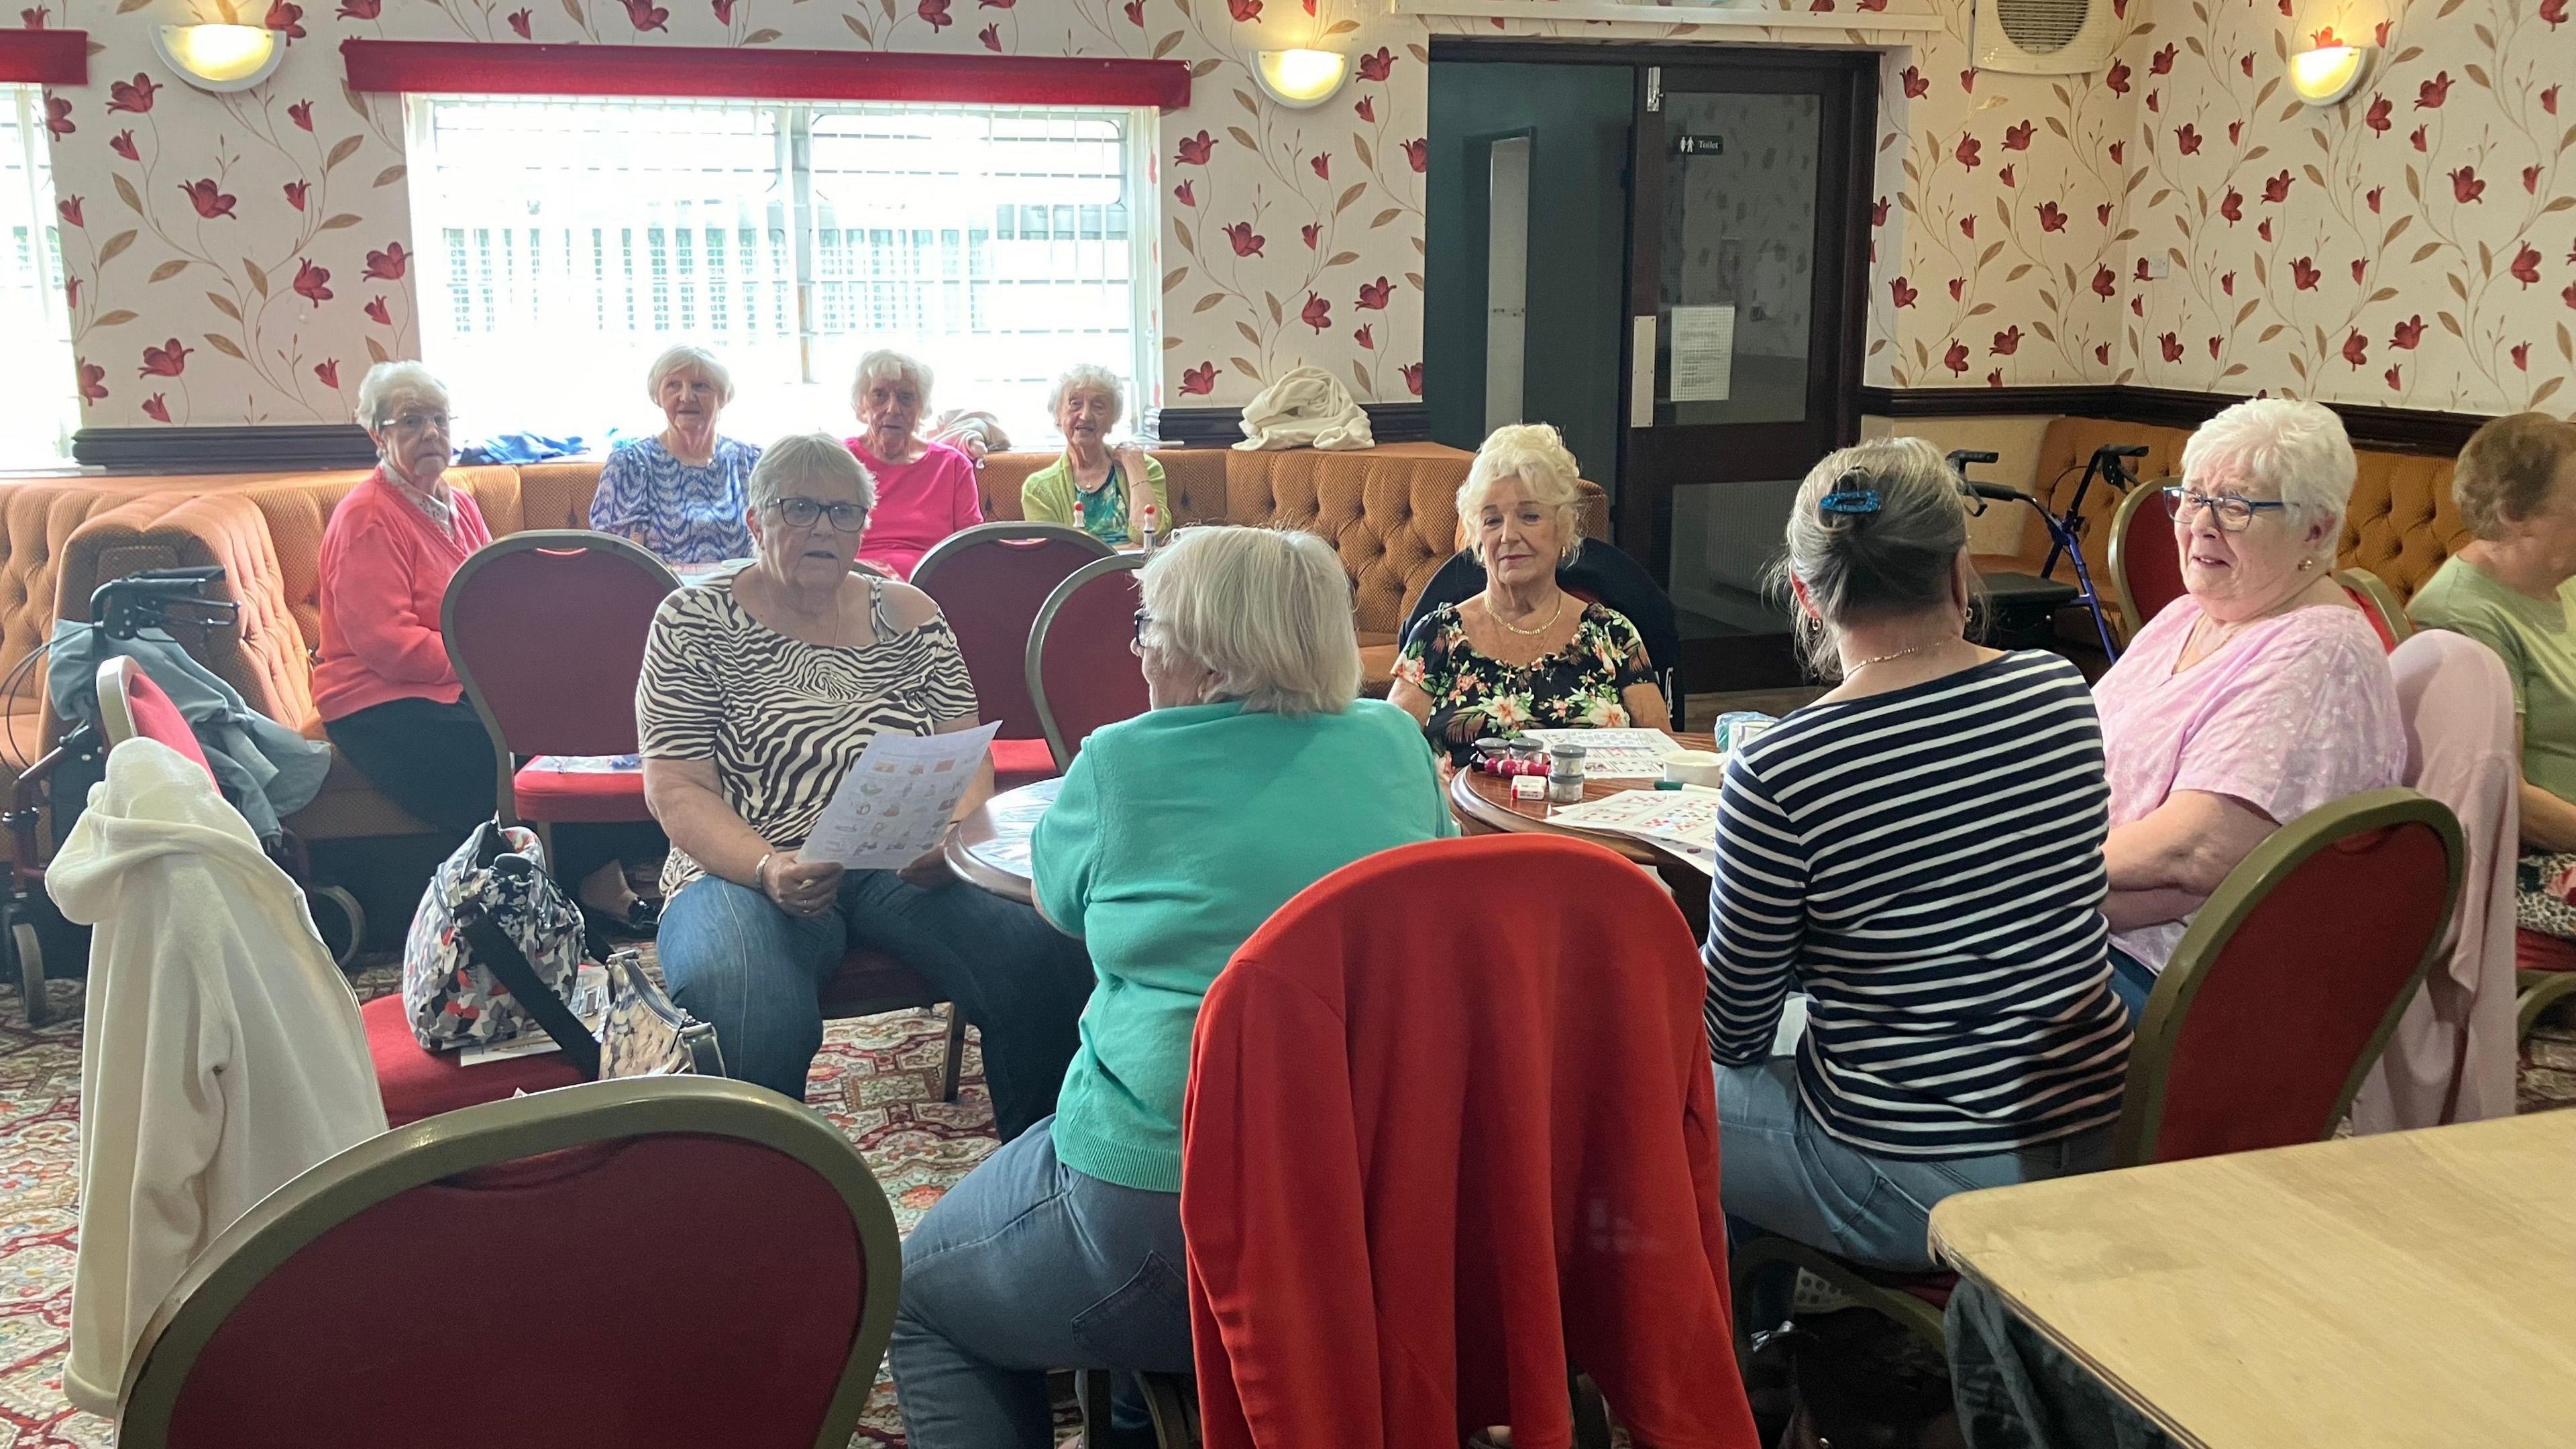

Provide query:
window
left=0, top=87, right=72, bottom=468
left=406, top=95, right=1157, bottom=449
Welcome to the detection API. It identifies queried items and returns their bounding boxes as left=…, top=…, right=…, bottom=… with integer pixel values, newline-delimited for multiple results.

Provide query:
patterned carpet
left=0, top=965, right=998, bottom=1448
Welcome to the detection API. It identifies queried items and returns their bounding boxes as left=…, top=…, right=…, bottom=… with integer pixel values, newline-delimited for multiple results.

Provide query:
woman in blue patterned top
left=589, top=345, right=761, bottom=564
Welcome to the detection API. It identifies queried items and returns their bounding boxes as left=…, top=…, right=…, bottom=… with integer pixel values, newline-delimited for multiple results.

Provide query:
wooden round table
left=944, top=778, right=1057, bottom=905
left=1447, top=731, right=1719, bottom=934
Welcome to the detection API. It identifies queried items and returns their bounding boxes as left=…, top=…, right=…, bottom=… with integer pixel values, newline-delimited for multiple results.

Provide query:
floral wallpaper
left=37, top=0, right=2576, bottom=431
left=42, top=0, right=1430, bottom=427
left=2119, top=0, right=2576, bottom=414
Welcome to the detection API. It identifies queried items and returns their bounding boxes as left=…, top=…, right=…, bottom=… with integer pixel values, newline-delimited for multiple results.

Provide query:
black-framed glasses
left=766, top=496, right=869, bottom=533
left=1132, top=607, right=1156, bottom=652
left=2161, top=485, right=2289, bottom=533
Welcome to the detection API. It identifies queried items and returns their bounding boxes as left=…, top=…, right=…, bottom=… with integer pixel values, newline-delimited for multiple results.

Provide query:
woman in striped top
left=639, top=433, right=1093, bottom=1136
left=1706, top=438, right=2132, bottom=1273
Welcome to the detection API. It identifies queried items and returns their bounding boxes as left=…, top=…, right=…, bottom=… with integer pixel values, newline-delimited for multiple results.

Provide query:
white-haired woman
left=319, top=362, right=654, bottom=928
left=1706, top=437, right=2129, bottom=1278
left=1018, top=364, right=1169, bottom=547
left=890, top=526, right=1450, bottom=1449
left=2093, top=398, right=2404, bottom=1013
left=844, top=350, right=983, bottom=579
left=588, top=344, right=761, bottom=564
left=639, top=432, right=1093, bottom=1118
left=1390, top=423, right=1666, bottom=765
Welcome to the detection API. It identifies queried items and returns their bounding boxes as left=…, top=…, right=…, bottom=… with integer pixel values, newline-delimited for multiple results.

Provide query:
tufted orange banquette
left=1974, top=416, right=2475, bottom=636
left=35, top=444, right=1605, bottom=845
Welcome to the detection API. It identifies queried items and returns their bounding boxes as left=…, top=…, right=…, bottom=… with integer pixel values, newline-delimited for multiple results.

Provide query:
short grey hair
left=1139, top=526, right=1360, bottom=716
left=1046, top=364, right=1126, bottom=425
left=852, top=349, right=932, bottom=414
left=355, top=360, right=447, bottom=431
left=1458, top=423, right=1586, bottom=566
left=1774, top=436, right=1974, bottom=681
left=2180, top=397, right=2357, bottom=537
left=646, top=345, right=733, bottom=407
left=748, top=432, right=876, bottom=515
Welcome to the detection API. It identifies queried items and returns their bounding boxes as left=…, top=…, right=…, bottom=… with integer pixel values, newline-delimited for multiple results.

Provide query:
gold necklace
left=1493, top=592, right=1566, bottom=637
left=1848, top=637, right=1959, bottom=672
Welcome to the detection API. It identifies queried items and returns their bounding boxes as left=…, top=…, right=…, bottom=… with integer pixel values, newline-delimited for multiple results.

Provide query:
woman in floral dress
left=1390, top=424, right=1668, bottom=765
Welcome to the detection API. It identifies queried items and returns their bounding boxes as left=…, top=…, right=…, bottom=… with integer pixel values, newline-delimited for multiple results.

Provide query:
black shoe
left=583, top=897, right=659, bottom=941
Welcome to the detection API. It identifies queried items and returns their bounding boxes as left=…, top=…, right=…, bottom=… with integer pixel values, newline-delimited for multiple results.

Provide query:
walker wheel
left=11, top=920, right=46, bottom=1028
left=309, top=886, right=366, bottom=969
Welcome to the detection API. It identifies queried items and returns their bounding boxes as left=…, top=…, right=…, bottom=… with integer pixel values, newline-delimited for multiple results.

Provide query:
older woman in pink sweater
left=847, top=350, right=983, bottom=579
left=317, top=361, right=655, bottom=931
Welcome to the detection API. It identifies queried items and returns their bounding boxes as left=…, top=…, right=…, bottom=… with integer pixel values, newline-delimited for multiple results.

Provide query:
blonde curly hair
left=1458, top=423, right=1585, bottom=566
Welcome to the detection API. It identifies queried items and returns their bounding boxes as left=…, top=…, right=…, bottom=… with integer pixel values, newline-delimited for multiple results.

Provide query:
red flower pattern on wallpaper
left=917, top=0, right=951, bottom=30
left=1356, top=47, right=1393, bottom=82
left=1175, top=131, right=1214, bottom=166
left=364, top=244, right=409, bottom=281
left=315, top=360, right=339, bottom=389
left=508, top=8, right=531, bottom=34
left=337, top=0, right=378, bottom=17
left=180, top=180, right=237, bottom=219
left=1399, top=363, right=1421, bottom=397
left=283, top=180, right=308, bottom=211
left=1299, top=294, right=1330, bottom=333
left=106, top=73, right=156, bottom=115
left=141, top=394, right=169, bottom=423
left=1310, top=152, right=1329, bottom=180
left=1222, top=222, right=1263, bottom=257
left=1224, top=0, right=1259, bottom=19
left=1356, top=276, right=1391, bottom=309
left=1353, top=323, right=1374, bottom=350
left=42, top=95, right=68, bottom=136
left=265, top=1, right=305, bottom=40
left=140, top=339, right=190, bottom=377
left=293, top=260, right=331, bottom=305
left=288, top=100, right=313, bottom=130
left=1941, top=341, right=1969, bottom=374
left=2290, top=257, right=2320, bottom=290
left=2392, top=316, right=2426, bottom=349
left=2451, top=168, right=2485, bottom=203
left=620, top=0, right=669, bottom=30
left=76, top=361, right=104, bottom=402
left=1401, top=139, right=1426, bottom=173
left=56, top=196, right=77, bottom=227
left=1180, top=362, right=1218, bottom=395
left=365, top=296, right=392, bottom=327
left=1890, top=276, right=1917, bottom=307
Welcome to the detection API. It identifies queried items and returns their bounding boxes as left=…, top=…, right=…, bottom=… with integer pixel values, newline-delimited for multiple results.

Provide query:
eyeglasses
left=2162, top=485, right=2290, bottom=533
left=1132, top=607, right=1155, bottom=654
left=384, top=410, right=449, bottom=435
left=766, top=496, right=869, bottom=533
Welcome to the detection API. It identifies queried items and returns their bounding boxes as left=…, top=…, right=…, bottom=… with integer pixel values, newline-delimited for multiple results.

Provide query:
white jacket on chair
left=52, top=738, right=386, bottom=1415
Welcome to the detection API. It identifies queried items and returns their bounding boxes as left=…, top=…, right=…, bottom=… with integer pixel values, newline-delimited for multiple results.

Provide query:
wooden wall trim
left=1858, top=384, right=2489, bottom=458
left=73, top=404, right=1433, bottom=474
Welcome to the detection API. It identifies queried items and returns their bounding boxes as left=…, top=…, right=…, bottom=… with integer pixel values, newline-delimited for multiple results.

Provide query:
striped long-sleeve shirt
left=1703, top=651, right=2132, bottom=1158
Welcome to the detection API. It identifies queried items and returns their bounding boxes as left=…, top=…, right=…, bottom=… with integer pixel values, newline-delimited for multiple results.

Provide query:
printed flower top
left=1394, top=600, right=1658, bottom=763
left=588, top=435, right=760, bottom=565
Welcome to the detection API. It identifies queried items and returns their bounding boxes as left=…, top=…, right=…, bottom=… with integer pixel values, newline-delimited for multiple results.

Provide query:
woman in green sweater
left=1020, top=363, right=1171, bottom=547
left=888, top=525, right=1451, bottom=1448
left=2407, top=411, right=2576, bottom=936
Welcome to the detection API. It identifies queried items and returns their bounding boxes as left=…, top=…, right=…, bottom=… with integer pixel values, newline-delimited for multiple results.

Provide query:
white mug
left=1662, top=749, right=1725, bottom=789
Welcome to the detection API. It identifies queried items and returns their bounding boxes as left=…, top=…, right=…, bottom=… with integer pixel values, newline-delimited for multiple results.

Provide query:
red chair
left=1739, top=787, right=2466, bottom=1347
left=2337, top=566, right=2413, bottom=651
left=442, top=531, right=679, bottom=841
left=913, top=523, right=1114, bottom=789
left=93, top=656, right=213, bottom=778
left=2105, top=478, right=2184, bottom=643
left=1027, top=553, right=1148, bottom=771
left=115, top=1077, right=902, bottom=1448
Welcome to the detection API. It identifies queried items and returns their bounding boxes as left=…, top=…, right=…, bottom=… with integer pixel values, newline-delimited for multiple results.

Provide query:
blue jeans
left=890, top=1118, right=1191, bottom=1449
left=655, top=871, right=1093, bottom=1139
left=1716, top=1053, right=2114, bottom=1273
left=2107, top=945, right=2157, bottom=1022
left=1948, top=1278, right=2176, bottom=1448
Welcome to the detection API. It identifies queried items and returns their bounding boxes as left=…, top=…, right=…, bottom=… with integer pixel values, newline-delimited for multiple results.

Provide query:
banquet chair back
left=95, top=656, right=213, bottom=780
left=2337, top=567, right=2413, bottom=650
left=117, top=1077, right=902, bottom=1449
left=442, top=531, right=680, bottom=827
left=2117, top=788, right=2464, bottom=1165
left=1027, top=553, right=1149, bottom=771
left=2106, top=479, right=2184, bottom=642
left=914, top=523, right=1115, bottom=751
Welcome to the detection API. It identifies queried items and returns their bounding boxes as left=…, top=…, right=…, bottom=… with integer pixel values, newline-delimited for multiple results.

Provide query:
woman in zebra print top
left=639, top=433, right=1093, bottom=1134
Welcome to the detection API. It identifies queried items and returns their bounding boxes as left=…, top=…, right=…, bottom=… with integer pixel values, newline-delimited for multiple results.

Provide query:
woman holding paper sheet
left=1389, top=424, right=1669, bottom=767
left=1703, top=437, right=2131, bottom=1279
left=638, top=431, right=1092, bottom=1130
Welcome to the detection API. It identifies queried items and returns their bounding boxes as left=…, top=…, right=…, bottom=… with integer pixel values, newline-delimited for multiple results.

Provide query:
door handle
left=1629, top=315, right=1656, bottom=429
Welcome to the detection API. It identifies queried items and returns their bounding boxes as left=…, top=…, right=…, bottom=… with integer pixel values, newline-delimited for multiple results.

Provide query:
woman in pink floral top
left=1390, top=424, right=1666, bottom=765
left=2092, top=399, right=2405, bottom=1013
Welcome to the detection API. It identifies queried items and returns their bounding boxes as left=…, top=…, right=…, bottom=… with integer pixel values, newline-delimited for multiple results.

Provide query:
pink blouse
left=2094, top=596, right=2405, bottom=970
left=848, top=437, right=983, bottom=580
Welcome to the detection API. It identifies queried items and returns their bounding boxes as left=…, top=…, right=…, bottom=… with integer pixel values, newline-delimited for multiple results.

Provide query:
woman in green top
left=2407, top=411, right=2576, bottom=936
left=888, top=525, right=1450, bottom=1449
left=1019, top=363, right=1171, bottom=547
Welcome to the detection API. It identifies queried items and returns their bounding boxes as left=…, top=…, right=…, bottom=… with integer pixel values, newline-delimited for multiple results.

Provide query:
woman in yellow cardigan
left=1020, top=364, right=1169, bottom=547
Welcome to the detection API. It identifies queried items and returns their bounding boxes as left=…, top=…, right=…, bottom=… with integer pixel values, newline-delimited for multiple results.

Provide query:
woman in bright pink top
left=845, top=349, right=983, bottom=578
left=2092, top=398, right=2404, bottom=1009
left=318, top=361, right=653, bottom=930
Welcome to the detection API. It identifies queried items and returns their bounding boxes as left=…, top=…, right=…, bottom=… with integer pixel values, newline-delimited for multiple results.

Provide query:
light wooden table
left=1927, top=1110, right=2576, bottom=1448
left=1446, top=731, right=1717, bottom=936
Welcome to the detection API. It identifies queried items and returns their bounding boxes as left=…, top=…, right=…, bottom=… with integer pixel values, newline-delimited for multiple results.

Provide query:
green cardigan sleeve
left=1020, top=456, right=1076, bottom=525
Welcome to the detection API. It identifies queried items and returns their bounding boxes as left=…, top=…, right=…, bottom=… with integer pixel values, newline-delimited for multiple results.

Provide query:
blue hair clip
left=1819, top=490, right=1881, bottom=515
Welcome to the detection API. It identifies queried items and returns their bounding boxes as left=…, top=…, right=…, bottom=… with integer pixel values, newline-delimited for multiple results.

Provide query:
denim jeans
left=1715, top=1053, right=2114, bottom=1273
left=1947, top=1278, right=2177, bottom=1449
left=890, top=1117, right=1191, bottom=1449
left=2107, top=945, right=2157, bottom=1022
left=654, top=871, right=1093, bottom=1138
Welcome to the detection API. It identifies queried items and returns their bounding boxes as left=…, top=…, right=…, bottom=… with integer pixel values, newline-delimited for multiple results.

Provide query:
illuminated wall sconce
left=153, top=23, right=286, bottom=93
left=2288, top=44, right=2371, bottom=107
left=1253, top=48, right=1350, bottom=109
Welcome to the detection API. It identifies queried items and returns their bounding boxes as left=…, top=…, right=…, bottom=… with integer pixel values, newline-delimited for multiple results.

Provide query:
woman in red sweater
left=317, top=361, right=653, bottom=930
left=845, top=350, right=983, bottom=580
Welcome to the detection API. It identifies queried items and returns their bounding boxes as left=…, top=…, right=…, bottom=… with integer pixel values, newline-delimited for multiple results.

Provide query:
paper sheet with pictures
left=523, top=754, right=642, bottom=773
left=1520, top=727, right=1686, bottom=778
left=802, top=722, right=1004, bottom=869
left=967, top=777, right=1061, bottom=877
left=1546, top=787, right=1724, bottom=876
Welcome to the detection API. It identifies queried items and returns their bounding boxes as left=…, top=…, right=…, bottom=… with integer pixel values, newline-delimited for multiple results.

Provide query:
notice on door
left=1669, top=304, right=1736, bottom=403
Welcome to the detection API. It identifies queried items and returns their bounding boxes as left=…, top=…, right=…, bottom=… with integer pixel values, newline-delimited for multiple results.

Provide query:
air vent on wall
left=1974, top=0, right=2114, bottom=75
